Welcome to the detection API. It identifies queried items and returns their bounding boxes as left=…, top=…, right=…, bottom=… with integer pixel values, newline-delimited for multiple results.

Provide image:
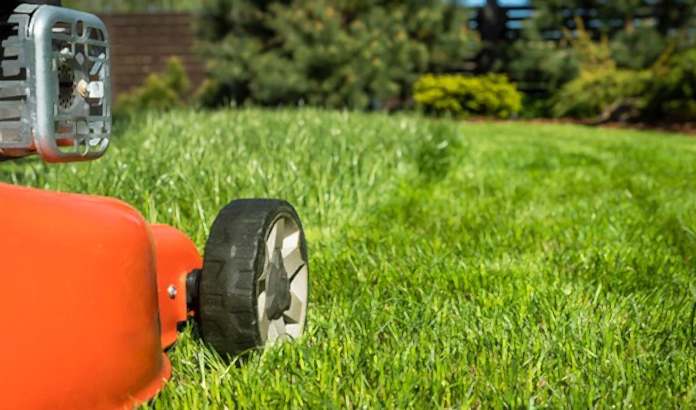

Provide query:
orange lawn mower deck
left=0, top=3, right=310, bottom=409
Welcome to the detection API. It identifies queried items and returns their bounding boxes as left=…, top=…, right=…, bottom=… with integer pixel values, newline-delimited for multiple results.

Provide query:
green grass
left=2, top=109, right=695, bottom=408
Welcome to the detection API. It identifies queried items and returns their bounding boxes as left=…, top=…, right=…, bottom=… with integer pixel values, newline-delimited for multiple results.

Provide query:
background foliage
left=548, top=19, right=696, bottom=122
left=506, top=0, right=696, bottom=119
left=197, top=0, right=480, bottom=110
left=64, top=0, right=696, bottom=122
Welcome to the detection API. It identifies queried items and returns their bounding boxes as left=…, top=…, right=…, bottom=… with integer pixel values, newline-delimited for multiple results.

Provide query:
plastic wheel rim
left=257, top=215, right=308, bottom=344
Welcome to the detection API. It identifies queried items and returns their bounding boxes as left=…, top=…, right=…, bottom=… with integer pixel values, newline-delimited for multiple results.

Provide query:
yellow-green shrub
left=115, top=57, right=190, bottom=115
left=550, top=19, right=650, bottom=120
left=551, top=67, right=650, bottom=119
left=413, top=74, right=522, bottom=118
left=551, top=47, right=696, bottom=122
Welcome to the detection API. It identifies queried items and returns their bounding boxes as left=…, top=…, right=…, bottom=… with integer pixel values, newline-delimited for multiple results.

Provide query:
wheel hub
left=265, top=247, right=291, bottom=320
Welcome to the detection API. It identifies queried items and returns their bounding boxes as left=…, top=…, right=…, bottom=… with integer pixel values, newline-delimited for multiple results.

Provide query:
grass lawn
left=2, top=109, right=695, bottom=408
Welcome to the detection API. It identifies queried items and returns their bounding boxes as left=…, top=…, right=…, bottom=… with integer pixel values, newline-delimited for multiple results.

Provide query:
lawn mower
left=0, top=2, right=310, bottom=409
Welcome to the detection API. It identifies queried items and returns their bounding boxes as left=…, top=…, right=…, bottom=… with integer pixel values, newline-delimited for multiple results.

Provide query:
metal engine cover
left=0, top=4, right=111, bottom=162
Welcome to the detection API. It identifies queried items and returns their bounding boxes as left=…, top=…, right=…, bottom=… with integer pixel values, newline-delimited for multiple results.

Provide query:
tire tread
left=198, top=199, right=305, bottom=356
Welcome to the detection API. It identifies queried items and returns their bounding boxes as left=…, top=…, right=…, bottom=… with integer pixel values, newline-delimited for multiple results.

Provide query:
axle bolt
left=167, top=285, right=177, bottom=299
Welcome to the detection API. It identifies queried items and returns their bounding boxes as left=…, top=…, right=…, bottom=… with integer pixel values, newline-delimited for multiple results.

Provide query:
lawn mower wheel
left=197, top=199, right=309, bottom=356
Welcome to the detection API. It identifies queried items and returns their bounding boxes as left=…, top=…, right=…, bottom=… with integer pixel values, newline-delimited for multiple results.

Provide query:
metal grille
left=49, top=14, right=110, bottom=158
left=0, top=4, right=111, bottom=162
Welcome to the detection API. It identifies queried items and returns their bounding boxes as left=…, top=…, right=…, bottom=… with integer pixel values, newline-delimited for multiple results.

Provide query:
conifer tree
left=197, top=0, right=479, bottom=109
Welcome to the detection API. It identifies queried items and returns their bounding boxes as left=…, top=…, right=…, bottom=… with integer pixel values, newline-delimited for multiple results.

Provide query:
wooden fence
left=471, top=4, right=664, bottom=42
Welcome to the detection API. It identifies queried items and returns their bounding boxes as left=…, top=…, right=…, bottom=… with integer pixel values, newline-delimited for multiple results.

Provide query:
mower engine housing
left=0, top=4, right=110, bottom=162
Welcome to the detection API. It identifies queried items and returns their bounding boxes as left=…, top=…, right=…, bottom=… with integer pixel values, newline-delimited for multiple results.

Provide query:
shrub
left=551, top=67, right=650, bottom=120
left=551, top=47, right=696, bottom=122
left=197, top=0, right=480, bottom=109
left=644, top=48, right=696, bottom=121
left=413, top=73, right=522, bottom=118
left=115, top=57, right=190, bottom=115
left=506, top=1, right=696, bottom=105
left=550, top=21, right=654, bottom=121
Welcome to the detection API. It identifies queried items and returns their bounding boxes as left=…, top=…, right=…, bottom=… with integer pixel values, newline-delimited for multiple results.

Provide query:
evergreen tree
left=197, top=0, right=479, bottom=109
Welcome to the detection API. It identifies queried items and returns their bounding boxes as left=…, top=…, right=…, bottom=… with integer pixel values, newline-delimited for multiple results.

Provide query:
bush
left=550, top=22, right=654, bottom=121
left=505, top=1, right=696, bottom=109
left=413, top=73, right=522, bottom=118
left=197, top=0, right=480, bottom=110
left=551, top=48, right=696, bottom=122
left=644, top=48, right=696, bottom=121
left=551, top=68, right=650, bottom=120
left=115, top=57, right=190, bottom=115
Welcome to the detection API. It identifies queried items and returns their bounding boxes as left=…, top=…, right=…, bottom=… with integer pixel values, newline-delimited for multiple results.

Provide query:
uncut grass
left=2, top=109, right=695, bottom=407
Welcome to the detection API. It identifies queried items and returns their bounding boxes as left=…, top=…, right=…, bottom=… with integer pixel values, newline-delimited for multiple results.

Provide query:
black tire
left=198, top=199, right=309, bottom=356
